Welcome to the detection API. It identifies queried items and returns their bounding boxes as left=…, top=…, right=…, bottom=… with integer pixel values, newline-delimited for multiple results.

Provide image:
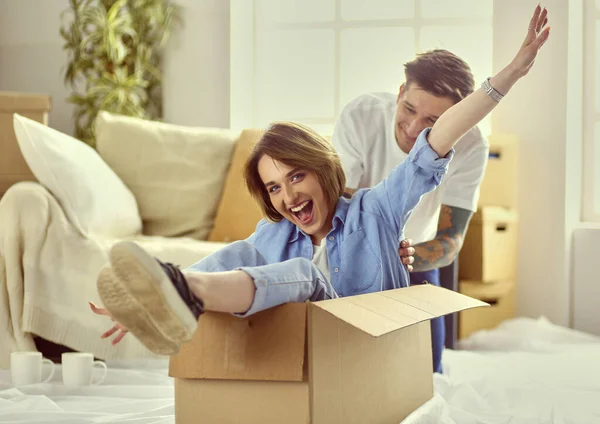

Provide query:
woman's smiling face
left=258, top=155, right=332, bottom=245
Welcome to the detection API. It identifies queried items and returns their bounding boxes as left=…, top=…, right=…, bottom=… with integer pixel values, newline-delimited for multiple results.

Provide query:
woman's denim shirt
left=199, top=128, right=452, bottom=296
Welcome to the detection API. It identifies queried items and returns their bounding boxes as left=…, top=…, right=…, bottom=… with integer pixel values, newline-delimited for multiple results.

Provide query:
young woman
left=92, top=6, right=550, bottom=356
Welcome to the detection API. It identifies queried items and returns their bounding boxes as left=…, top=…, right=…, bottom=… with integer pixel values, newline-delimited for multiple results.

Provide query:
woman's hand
left=89, top=301, right=128, bottom=345
left=429, top=5, right=551, bottom=158
left=507, top=5, right=550, bottom=80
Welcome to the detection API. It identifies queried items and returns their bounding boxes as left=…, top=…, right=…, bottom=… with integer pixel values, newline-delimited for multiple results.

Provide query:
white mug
left=10, top=351, right=55, bottom=386
left=61, top=352, right=107, bottom=388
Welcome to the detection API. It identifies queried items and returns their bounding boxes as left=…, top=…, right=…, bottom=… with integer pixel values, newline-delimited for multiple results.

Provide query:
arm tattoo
left=411, top=205, right=473, bottom=272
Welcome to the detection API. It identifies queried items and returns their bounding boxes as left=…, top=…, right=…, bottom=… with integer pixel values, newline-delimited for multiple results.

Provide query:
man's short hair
left=404, top=49, right=475, bottom=104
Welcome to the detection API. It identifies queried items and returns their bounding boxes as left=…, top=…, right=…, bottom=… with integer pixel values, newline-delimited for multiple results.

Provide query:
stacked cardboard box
left=0, top=92, right=51, bottom=198
left=457, top=134, right=518, bottom=339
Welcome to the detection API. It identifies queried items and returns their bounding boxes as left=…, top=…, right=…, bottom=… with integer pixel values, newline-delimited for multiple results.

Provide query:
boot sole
left=107, top=241, right=198, bottom=349
left=97, top=267, right=180, bottom=355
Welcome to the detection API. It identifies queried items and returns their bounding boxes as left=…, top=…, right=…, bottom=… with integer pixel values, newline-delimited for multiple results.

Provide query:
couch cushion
left=95, top=111, right=238, bottom=240
left=120, top=236, right=229, bottom=269
left=208, top=129, right=265, bottom=242
left=12, top=114, right=142, bottom=238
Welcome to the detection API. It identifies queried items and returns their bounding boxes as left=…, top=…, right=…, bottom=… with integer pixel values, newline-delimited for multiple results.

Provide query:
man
left=332, top=49, right=489, bottom=373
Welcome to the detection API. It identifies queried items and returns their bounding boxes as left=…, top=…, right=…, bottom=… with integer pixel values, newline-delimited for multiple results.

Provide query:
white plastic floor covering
left=1, top=316, right=598, bottom=424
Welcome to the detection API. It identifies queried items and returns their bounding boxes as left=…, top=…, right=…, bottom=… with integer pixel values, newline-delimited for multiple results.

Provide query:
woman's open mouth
left=290, top=200, right=314, bottom=226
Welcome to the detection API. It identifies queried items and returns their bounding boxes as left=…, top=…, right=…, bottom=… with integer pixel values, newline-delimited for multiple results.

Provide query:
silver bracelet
left=481, top=77, right=504, bottom=102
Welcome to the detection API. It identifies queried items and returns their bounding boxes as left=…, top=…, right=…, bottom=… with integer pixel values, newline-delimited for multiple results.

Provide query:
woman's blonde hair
left=244, top=122, right=346, bottom=222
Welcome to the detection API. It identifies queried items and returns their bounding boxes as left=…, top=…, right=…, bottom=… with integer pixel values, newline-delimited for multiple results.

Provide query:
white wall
left=0, top=0, right=73, bottom=135
left=0, top=0, right=586, bottom=328
left=0, top=0, right=231, bottom=134
left=565, top=0, right=586, bottom=331
left=492, top=0, right=571, bottom=326
left=572, top=228, right=600, bottom=335
left=162, top=0, right=230, bottom=128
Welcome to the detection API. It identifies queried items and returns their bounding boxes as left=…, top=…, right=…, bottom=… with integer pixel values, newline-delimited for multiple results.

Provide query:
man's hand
left=399, top=239, right=415, bottom=272
left=89, top=301, right=128, bottom=345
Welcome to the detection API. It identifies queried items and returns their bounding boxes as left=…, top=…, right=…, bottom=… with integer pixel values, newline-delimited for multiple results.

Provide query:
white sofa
left=0, top=112, right=265, bottom=368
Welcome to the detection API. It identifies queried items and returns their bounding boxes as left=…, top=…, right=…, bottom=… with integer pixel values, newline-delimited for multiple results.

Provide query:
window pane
left=341, top=0, right=414, bottom=21
left=254, top=29, right=335, bottom=125
left=596, top=21, right=600, bottom=111
left=419, top=25, right=492, bottom=86
left=596, top=0, right=600, bottom=11
left=595, top=123, right=600, bottom=213
left=420, top=25, right=493, bottom=135
left=256, top=0, right=335, bottom=24
left=340, top=27, right=415, bottom=110
left=420, top=0, right=493, bottom=19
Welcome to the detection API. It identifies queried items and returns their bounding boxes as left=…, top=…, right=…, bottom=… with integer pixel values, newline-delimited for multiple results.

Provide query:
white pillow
left=12, top=114, right=142, bottom=238
left=95, top=111, right=238, bottom=240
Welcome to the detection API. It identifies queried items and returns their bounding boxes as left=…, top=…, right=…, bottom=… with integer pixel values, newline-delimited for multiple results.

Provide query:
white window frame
left=230, top=0, right=493, bottom=136
left=582, top=0, right=600, bottom=222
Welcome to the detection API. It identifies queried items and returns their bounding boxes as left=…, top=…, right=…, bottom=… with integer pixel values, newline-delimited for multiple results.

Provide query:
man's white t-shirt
left=332, top=92, right=489, bottom=244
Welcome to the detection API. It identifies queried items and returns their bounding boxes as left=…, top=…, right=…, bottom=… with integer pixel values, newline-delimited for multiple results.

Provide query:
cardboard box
left=0, top=92, right=51, bottom=197
left=458, top=206, right=518, bottom=282
left=478, top=134, right=518, bottom=209
left=458, top=280, right=516, bottom=339
left=169, top=284, right=487, bottom=424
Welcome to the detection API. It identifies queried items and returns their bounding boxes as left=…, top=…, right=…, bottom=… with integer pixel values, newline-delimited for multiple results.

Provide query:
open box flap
left=312, top=284, right=488, bottom=337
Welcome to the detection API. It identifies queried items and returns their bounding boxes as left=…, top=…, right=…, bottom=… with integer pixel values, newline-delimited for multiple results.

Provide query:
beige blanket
left=0, top=182, right=226, bottom=369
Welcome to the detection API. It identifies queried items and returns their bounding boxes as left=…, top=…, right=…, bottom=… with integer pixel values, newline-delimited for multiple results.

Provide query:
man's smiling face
left=394, top=83, right=456, bottom=153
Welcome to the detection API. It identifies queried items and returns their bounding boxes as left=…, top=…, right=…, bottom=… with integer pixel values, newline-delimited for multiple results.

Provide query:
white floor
left=0, top=359, right=174, bottom=423
left=1, top=316, right=599, bottom=424
left=404, top=317, right=600, bottom=424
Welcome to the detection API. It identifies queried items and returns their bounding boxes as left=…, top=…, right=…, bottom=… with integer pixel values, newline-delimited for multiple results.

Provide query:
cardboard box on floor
left=458, top=280, right=516, bottom=339
left=478, top=134, right=518, bottom=209
left=458, top=206, right=518, bottom=282
left=169, top=284, right=487, bottom=424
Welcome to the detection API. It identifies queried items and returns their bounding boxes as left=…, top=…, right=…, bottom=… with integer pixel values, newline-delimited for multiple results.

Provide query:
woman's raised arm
left=428, top=5, right=550, bottom=157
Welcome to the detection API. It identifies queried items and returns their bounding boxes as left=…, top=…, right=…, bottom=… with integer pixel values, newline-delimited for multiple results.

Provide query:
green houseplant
left=60, top=0, right=180, bottom=145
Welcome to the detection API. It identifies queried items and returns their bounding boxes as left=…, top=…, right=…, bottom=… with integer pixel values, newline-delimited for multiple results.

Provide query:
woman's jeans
left=186, top=241, right=338, bottom=317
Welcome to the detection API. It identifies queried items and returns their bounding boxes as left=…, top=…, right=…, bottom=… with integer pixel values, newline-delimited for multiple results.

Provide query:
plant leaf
left=61, top=0, right=181, bottom=145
